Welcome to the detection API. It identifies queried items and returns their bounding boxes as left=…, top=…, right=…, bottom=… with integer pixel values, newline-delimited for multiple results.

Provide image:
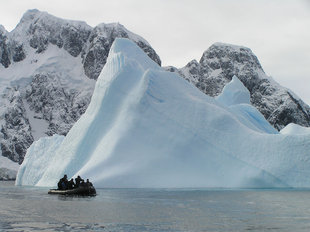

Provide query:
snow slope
left=16, top=39, right=310, bottom=188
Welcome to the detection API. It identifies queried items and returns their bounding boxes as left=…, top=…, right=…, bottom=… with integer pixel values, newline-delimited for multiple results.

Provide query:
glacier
left=16, top=38, right=310, bottom=188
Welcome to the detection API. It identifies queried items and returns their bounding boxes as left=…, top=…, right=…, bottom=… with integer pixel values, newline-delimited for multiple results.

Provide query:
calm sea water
left=1, top=181, right=310, bottom=231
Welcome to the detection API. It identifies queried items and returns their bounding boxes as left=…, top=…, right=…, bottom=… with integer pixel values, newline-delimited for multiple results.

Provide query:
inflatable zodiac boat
left=48, top=186, right=96, bottom=196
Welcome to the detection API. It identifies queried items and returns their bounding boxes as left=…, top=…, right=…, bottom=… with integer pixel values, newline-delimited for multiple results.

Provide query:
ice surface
left=280, top=123, right=310, bottom=135
left=15, top=135, right=64, bottom=186
left=16, top=39, right=310, bottom=188
left=216, top=76, right=250, bottom=106
left=216, top=76, right=278, bottom=134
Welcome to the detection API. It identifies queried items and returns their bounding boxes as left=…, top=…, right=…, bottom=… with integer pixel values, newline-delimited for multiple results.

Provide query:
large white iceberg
left=16, top=38, right=310, bottom=188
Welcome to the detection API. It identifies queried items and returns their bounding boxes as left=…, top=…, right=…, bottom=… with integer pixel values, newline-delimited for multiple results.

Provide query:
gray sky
left=0, top=0, right=309, bottom=104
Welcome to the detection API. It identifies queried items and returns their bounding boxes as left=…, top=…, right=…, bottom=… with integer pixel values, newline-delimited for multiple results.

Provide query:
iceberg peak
left=109, top=38, right=160, bottom=70
left=216, top=75, right=251, bottom=106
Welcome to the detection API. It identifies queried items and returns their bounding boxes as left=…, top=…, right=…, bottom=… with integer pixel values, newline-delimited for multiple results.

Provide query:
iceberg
left=16, top=38, right=310, bottom=188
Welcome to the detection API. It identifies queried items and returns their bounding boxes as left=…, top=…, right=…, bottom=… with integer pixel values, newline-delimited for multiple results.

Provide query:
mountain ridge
left=1, top=9, right=161, bottom=79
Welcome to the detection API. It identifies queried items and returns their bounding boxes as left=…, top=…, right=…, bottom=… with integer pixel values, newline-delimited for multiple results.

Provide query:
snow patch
left=213, top=42, right=252, bottom=52
left=22, top=99, right=49, bottom=141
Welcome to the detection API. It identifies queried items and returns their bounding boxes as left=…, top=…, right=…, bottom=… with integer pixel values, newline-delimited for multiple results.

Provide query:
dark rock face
left=62, top=25, right=90, bottom=57
left=0, top=27, right=11, bottom=68
left=12, top=44, right=26, bottom=62
left=171, top=43, right=310, bottom=130
left=264, top=91, right=310, bottom=130
left=0, top=88, right=33, bottom=164
left=82, top=25, right=115, bottom=80
left=25, top=74, right=92, bottom=136
left=200, top=43, right=263, bottom=93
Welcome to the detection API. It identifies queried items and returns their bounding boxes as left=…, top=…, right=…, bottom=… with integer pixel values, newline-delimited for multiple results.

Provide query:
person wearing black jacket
left=75, top=175, right=83, bottom=188
left=57, top=174, right=68, bottom=190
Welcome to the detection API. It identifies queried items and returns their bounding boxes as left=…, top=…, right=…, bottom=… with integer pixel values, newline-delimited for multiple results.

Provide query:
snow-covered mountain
left=0, top=9, right=161, bottom=167
left=16, top=39, right=310, bottom=188
left=166, top=43, right=310, bottom=131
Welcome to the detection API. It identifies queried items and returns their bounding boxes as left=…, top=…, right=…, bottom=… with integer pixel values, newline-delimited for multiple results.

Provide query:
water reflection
left=56, top=194, right=96, bottom=201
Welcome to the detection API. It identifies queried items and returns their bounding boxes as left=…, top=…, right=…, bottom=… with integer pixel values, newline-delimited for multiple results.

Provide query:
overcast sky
left=0, top=0, right=309, bottom=104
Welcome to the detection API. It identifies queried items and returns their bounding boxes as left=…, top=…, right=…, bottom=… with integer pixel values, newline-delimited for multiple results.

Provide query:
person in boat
left=68, top=178, right=75, bottom=189
left=86, top=179, right=93, bottom=187
left=75, top=175, right=83, bottom=188
left=79, top=179, right=86, bottom=187
left=58, top=174, right=69, bottom=190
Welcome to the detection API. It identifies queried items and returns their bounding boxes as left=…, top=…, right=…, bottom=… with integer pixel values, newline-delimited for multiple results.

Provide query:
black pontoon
left=48, top=185, right=96, bottom=196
